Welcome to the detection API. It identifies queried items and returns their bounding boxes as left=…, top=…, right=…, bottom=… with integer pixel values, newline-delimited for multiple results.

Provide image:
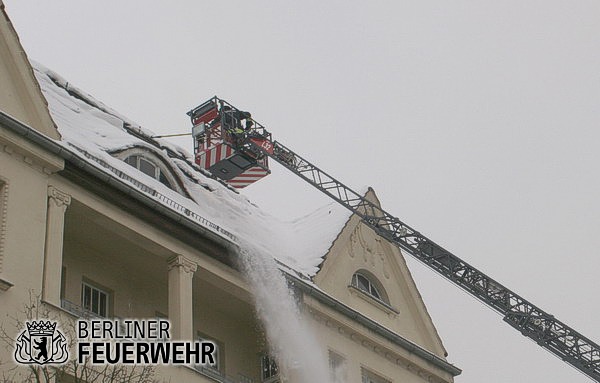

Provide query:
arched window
left=351, top=271, right=388, bottom=304
left=112, top=147, right=185, bottom=195
left=124, top=155, right=173, bottom=189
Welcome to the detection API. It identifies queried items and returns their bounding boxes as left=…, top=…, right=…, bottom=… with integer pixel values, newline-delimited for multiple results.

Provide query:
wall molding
left=0, top=126, right=63, bottom=175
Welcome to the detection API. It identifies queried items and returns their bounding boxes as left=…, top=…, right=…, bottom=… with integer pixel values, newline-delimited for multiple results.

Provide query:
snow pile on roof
left=33, top=62, right=353, bottom=277
left=287, top=202, right=352, bottom=273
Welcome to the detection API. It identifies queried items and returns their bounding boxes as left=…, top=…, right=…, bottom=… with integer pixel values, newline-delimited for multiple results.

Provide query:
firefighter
left=235, top=110, right=252, bottom=132
left=219, top=105, right=253, bottom=147
left=245, top=116, right=254, bottom=130
left=220, top=106, right=251, bottom=131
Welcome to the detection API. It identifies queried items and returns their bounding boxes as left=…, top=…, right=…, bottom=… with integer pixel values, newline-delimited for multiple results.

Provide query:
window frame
left=329, top=350, right=347, bottom=383
left=349, top=271, right=399, bottom=314
left=81, top=281, right=111, bottom=318
left=261, top=354, right=279, bottom=382
left=197, top=332, right=224, bottom=374
left=124, top=154, right=174, bottom=189
left=112, top=147, right=185, bottom=194
left=352, top=273, right=383, bottom=301
left=351, top=271, right=388, bottom=304
left=361, top=368, right=391, bottom=383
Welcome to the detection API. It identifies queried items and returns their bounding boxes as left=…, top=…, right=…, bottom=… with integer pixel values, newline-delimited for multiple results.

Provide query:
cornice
left=0, top=122, right=63, bottom=174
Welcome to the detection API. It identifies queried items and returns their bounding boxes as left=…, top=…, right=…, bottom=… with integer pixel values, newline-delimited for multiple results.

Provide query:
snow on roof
left=287, top=202, right=353, bottom=274
left=33, top=62, right=353, bottom=277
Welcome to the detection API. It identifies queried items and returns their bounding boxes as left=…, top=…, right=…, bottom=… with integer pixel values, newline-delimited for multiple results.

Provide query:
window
left=351, top=272, right=387, bottom=303
left=329, top=351, right=347, bottom=383
left=113, top=147, right=187, bottom=196
left=198, top=333, right=222, bottom=373
left=81, top=282, right=109, bottom=317
left=124, top=155, right=174, bottom=189
left=361, top=369, right=390, bottom=383
left=261, top=354, right=279, bottom=381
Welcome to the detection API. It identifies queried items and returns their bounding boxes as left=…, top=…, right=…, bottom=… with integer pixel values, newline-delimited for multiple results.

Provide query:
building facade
left=0, top=3, right=460, bottom=382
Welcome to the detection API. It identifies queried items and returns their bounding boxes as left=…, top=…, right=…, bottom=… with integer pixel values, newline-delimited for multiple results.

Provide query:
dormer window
left=112, top=147, right=186, bottom=195
left=351, top=272, right=388, bottom=304
left=124, top=155, right=172, bottom=189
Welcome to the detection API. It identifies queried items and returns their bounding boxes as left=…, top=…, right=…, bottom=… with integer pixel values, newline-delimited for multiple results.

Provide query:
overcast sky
left=6, top=1, right=600, bottom=382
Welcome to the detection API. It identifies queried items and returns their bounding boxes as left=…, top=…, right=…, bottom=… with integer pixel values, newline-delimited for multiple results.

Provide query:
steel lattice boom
left=266, top=140, right=600, bottom=381
left=190, top=97, right=600, bottom=381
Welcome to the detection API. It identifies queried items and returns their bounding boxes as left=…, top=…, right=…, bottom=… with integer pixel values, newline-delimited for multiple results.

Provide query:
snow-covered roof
left=33, top=62, right=353, bottom=277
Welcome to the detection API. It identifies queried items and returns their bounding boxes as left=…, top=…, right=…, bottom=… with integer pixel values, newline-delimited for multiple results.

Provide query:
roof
left=33, top=61, right=353, bottom=278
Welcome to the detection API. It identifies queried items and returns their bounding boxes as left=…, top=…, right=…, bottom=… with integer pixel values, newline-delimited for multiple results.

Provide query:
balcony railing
left=61, top=298, right=104, bottom=319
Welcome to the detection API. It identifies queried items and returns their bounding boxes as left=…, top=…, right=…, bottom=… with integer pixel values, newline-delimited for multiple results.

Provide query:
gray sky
left=6, top=1, right=600, bottom=382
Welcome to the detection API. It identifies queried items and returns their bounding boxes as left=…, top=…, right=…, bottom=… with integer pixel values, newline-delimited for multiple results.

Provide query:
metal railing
left=60, top=298, right=104, bottom=319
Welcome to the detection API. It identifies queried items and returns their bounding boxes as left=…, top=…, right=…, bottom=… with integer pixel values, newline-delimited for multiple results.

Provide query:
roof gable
left=313, top=188, right=449, bottom=358
left=0, top=4, right=58, bottom=138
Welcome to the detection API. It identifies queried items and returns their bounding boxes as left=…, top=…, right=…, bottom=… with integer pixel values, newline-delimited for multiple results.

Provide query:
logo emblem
left=14, top=321, right=69, bottom=365
left=248, top=138, right=275, bottom=154
left=261, top=141, right=273, bottom=151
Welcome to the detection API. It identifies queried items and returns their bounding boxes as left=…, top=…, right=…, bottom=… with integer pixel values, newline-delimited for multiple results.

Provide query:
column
left=167, top=254, right=197, bottom=340
left=42, top=185, right=71, bottom=306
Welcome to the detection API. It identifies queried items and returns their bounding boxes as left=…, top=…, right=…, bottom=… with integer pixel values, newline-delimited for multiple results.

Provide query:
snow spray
left=238, top=246, right=335, bottom=383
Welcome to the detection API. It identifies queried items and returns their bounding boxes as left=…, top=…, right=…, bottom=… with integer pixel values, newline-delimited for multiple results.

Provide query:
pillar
left=167, top=254, right=197, bottom=340
left=42, top=185, right=71, bottom=306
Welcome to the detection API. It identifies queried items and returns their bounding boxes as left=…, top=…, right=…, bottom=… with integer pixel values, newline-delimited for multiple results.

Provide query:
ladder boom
left=269, top=132, right=600, bottom=381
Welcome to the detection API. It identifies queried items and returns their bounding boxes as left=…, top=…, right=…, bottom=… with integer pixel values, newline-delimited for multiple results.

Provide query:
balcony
left=60, top=201, right=263, bottom=383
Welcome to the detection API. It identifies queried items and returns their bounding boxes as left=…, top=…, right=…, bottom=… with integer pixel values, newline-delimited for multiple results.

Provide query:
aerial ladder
left=187, top=97, right=600, bottom=381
